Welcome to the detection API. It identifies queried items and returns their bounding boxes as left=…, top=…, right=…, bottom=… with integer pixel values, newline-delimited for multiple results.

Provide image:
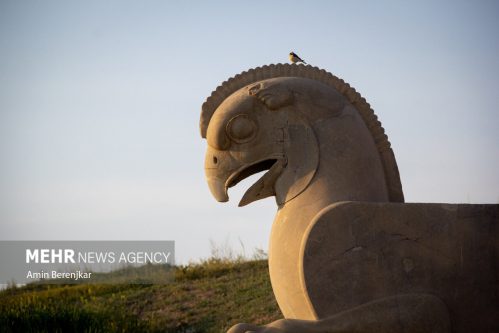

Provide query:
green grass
left=0, top=259, right=281, bottom=332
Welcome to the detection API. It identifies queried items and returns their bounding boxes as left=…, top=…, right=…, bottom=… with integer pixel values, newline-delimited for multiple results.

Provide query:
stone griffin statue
left=199, top=64, right=498, bottom=333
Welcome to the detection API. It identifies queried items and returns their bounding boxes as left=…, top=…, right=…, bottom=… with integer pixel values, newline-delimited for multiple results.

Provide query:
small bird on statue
left=289, top=51, right=307, bottom=64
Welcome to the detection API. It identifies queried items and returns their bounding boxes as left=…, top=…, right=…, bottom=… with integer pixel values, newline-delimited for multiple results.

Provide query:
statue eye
left=226, top=114, right=257, bottom=143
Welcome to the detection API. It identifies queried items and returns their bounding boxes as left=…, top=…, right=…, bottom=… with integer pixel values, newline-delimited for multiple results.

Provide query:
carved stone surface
left=200, top=64, right=498, bottom=332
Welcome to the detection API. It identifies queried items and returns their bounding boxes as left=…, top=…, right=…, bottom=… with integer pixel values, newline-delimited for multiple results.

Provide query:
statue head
left=200, top=64, right=404, bottom=207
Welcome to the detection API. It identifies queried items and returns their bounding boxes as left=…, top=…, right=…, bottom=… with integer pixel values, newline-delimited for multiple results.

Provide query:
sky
left=1, top=0, right=498, bottom=264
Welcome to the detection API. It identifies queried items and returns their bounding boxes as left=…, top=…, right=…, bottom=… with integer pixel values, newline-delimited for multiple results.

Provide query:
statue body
left=200, top=64, right=498, bottom=333
left=265, top=78, right=389, bottom=319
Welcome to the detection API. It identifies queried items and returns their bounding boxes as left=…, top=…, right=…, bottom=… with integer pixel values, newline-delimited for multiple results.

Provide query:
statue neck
left=268, top=112, right=389, bottom=319
left=276, top=110, right=389, bottom=217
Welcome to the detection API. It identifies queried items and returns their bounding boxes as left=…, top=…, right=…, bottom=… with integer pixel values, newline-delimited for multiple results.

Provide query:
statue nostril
left=213, top=156, right=218, bottom=164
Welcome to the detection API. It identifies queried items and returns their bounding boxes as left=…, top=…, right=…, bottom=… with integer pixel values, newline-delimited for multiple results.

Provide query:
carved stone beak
left=205, top=155, right=284, bottom=206
left=206, top=177, right=229, bottom=202
left=204, top=146, right=238, bottom=203
left=204, top=144, right=285, bottom=205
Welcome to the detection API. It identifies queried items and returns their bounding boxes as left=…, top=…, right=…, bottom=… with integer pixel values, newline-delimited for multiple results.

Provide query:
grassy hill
left=0, top=259, right=282, bottom=332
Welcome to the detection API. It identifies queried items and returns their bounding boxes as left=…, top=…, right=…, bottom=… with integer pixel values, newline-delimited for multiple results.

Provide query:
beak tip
left=207, top=178, right=229, bottom=203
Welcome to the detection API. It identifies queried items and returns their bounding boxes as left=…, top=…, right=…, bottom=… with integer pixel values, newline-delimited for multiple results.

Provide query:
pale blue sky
left=1, top=1, right=498, bottom=263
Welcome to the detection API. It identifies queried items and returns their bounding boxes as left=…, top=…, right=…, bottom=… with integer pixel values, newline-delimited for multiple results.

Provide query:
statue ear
left=248, top=82, right=294, bottom=110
